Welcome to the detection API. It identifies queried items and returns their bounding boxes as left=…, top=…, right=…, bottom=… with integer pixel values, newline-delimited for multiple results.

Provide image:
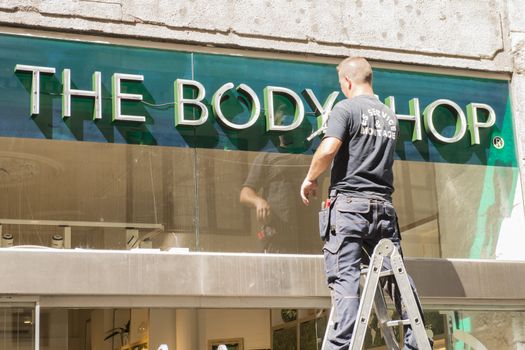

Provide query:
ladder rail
left=348, top=239, right=394, bottom=350
left=390, top=250, right=432, bottom=349
left=372, top=283, right=400, bottom=350
left=321, top=239, right=431, bottom=350
left=321, top=304, right=335, bottom=349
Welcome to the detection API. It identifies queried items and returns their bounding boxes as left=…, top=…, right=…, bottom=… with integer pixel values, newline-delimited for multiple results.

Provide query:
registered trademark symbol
left=493, top=136, right=504, bottom=149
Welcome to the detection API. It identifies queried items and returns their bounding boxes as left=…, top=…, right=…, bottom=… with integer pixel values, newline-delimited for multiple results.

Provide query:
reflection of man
left=240, top=151, right=315, bottom=253
left=300, top=57, right=431, bottom=349
left=240, top=102, right=320, bottom=253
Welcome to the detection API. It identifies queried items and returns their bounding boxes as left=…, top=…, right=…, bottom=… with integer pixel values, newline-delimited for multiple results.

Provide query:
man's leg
left=323, top=236, right=363, bottom=350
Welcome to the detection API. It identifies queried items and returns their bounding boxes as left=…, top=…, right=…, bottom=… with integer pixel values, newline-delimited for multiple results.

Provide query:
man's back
left=324, top=95, right=398, bottom=199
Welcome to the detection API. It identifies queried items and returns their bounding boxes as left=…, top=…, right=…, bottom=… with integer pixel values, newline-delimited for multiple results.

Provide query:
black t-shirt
left=324, top=95, right=398, bottom=199
left=243, top=152, right=318, bottom=227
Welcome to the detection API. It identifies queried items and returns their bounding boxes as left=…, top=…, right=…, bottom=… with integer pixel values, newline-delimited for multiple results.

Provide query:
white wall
left=91, top=310, right=113, bottom=350
left=508, top=0, right=525, bottom=210
left=176, top=309, right=198, bottom=350
left=197, top=309, right=270, bottom=350
left=130, top=309, right=149, bottom=344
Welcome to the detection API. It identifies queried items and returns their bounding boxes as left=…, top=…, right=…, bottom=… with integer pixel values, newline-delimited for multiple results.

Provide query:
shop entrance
left=0, top=298, right=39, bottom=350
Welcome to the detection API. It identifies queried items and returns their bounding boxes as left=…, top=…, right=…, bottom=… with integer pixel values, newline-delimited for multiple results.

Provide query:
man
left=300, top=57, right=430, bottom=349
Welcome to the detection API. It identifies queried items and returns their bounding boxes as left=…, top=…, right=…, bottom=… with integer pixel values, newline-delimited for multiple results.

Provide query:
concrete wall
left=0, top=0, right=512, bottom=72
left=509, top=0, right=525, bottom=204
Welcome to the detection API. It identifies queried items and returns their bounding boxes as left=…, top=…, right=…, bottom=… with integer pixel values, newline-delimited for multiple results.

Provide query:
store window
left=0, top=33, right=521, bottom=258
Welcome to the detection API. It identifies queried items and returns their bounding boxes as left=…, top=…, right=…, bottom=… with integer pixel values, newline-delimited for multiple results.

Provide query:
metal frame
left=0, top=250, right=524, bottom=310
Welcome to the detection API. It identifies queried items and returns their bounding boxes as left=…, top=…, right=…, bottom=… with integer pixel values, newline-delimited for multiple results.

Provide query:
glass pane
left=194, top=149, right=525, bottom=256
left=0, top=137, right=196, bottom=250
left=191, top=52, right=336, bottom=254
left=434, top=163, right=522, bottom=259
left=393, top=161, right=440, bottom=257
left=30, top=307, right=525, bottom=350
left=0, top=307, right=35, bottom=350
left=393, top=160, right=524, bottom=259
left=197, top=148, right=326, bottom=253
left=435, top=310, right=525, bottom=350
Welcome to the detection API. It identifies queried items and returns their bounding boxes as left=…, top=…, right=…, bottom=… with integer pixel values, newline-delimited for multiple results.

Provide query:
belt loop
left=373, top=201, right=378, bottom=224
left=329, top=189, right=337, bottom=198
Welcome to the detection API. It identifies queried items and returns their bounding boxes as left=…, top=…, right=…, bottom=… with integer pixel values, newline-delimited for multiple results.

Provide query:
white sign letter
left=62, top=69, right=102, bottom=120
left=212, top=82, right=260, bottom=130
left=112, top=73, right=145, bottom=122
left=467, top=103, right=496, bottom=145
left=174, top=79, right=208, bottom=126
left=385, top=96, right=422, bottom=141
left=14, top=64, right=56, bottom=115
left=303, top=89, right=339, bottom=133
left=423, top=99, right=467, bottom=143
left=264, top=86, right=304, bottom=132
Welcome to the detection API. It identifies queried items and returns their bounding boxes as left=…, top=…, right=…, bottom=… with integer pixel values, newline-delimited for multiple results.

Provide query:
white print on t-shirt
left=360, top=108, right=397, bottom=140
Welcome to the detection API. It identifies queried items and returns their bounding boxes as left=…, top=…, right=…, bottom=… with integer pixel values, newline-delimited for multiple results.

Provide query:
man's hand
left=240, top=187, right=272, bottom=223
left=255, top=197, right=271, bottom=223
left=300, top=178, right=318, bottom=205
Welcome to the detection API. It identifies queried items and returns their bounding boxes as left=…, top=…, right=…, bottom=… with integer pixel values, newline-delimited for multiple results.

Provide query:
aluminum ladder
left=321, top=238, right=432, bottom=350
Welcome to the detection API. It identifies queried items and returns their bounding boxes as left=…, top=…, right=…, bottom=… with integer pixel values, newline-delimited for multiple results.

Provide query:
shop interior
left=0, top=306, right=453, bottom=350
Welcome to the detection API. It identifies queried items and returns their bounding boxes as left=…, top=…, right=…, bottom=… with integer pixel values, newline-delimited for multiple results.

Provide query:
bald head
left=337, top=57, right=373, bottom=85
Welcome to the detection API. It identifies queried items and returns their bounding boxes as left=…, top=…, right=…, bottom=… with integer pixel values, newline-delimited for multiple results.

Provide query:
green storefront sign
left=0, top=33, right=516, bottom=166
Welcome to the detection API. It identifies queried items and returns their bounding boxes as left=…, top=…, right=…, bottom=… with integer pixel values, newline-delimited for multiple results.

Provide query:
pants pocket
left=318, top=208, right=330, bottom=240
left=380, top=202, right=401, bottom=240
left=335, top=197, right=371, bottom=237
left=323, top=234, right=346, bottom=284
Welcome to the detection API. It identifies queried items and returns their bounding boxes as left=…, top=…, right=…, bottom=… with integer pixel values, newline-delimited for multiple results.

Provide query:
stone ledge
left=0, top=0, right=513, bottom=72
left=1, top=249, right=525, bottom=305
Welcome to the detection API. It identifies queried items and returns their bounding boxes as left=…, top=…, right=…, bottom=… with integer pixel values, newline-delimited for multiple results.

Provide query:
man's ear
left=344, top=76, right=352, bottom=90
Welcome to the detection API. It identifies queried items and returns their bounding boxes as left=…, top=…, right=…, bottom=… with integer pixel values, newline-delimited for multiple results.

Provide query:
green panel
left=2, top=33, right=192, bottom=146
left=0, top=33, right=516, bottom=166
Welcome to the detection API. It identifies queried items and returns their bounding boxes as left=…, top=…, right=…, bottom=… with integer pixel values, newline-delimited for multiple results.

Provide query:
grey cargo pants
left=320, top=192, right=427, bottom=350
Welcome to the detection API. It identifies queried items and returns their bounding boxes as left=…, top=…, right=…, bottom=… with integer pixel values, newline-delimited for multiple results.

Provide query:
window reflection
left=0, top=137, right=196, bottom=251
left=197, top=148, right=323, bottom=254
left=240, top=152, right=320, bottom=253
left=0, top=135, right=522, bottom=258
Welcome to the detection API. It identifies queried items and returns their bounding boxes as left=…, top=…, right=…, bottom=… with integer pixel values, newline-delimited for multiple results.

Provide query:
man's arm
left=300, top=137, right=342, bottom=205
left=240, top=186, right=271, bottom=223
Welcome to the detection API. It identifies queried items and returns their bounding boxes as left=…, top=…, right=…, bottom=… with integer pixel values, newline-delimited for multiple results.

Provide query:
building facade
left=0, top=1, right=524, bottom=349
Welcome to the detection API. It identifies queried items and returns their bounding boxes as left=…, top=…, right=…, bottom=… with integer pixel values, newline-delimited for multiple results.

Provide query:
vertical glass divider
left=191, top=52, right=201, bottom=251
left=34, top=301, right=40, bottom=350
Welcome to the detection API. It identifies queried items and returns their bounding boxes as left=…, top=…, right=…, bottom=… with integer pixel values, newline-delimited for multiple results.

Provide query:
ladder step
left=360, top=268, right=394, bottom=277
left=384, top=319, right=411, bottom=327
